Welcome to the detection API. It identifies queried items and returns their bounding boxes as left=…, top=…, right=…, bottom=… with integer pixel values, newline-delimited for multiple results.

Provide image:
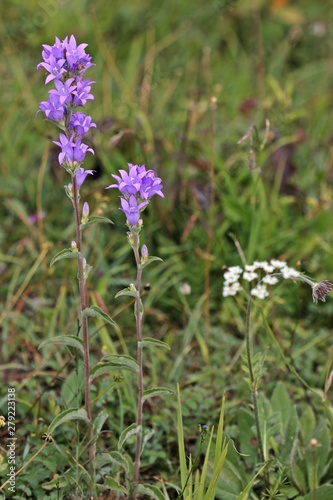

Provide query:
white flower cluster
left=222, top=259, right=300, bottom=300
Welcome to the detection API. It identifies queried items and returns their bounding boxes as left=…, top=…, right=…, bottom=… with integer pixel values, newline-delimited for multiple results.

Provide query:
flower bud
left=141, top=244, right=149, bottom=263
left=65, top=183, right=74, bottom=200
left=81, top=201, right=90, bottom=224
left=82, top=257, right=92, bottom=281
left=71, top=240, right=78, bottom=251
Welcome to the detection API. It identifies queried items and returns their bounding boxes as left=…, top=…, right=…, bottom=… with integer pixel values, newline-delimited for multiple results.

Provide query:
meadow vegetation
left=1, top=0, right=333, bottom=498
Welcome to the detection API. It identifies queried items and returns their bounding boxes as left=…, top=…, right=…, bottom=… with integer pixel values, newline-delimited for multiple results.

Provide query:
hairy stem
left=132, top=233, right=143, bottom=487
left=72, top=176, right=95, bottom=475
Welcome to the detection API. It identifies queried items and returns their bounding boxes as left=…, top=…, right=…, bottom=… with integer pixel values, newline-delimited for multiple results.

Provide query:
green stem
left=245, top=298, right=265, bottom=463
left=132, top=233, right=143, bottom=488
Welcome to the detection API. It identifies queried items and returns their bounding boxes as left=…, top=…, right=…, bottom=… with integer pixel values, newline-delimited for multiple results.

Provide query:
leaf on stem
left=139, top=256, right=163, bottom=270
left=136, top=484, right=165, bottom=500
left=50, top=248, right=83, bottom=266
left=90, top=355, right=139, bottom=380
left=38, top=335, right=84, bottom=354
left=118, top=423, right=141, bottom=450
left=93, top=411, right=109, bottom=436
left=142, top=387, right=175, bottom=403
left=82, top=305, right=116, bottom=326
left=47, top=408, right=89, bottom=434
left=115, top=285, right=139, bottom=298
left=95, top=451, right=129, bottom=472
left=140, top=337, right=171, bottom=350
left=80, top=215, right=113, bottom=230
left=104, top=477, right=127, bottom=493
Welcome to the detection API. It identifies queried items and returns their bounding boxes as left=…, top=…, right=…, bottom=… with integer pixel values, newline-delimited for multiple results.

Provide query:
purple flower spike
left=38, top=35, right=96, bottom=176
left=107, top=163, right=164, bottom=226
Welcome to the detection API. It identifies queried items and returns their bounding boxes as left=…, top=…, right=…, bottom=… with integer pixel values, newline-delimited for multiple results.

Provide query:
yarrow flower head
left=37, top=35, right=95, bottom=177
left=222, top=259, right=333, bottom=305
left=106, top=163, right=164, bottom=226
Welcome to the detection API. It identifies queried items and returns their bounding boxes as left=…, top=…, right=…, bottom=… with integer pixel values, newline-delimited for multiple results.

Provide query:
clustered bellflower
left=106, top=163, right=164, bottom=225
left=37, top=35, right=96, bottom=182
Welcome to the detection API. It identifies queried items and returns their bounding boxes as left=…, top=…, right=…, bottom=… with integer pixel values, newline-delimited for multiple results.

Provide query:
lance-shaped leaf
left=47, top=408, right=89, bottom=434
left=115, top=285, right=139, bottom=298
left=104, top=477, right=127, bottom=493
left=95, top=451, right=129, bottom=472
left=90, top=355, right=139, bottom=381
left=38, top=335, right=84, bottom=355
left=142, top=387, right=175, bottom=403
left=136, top=484, right=165, bottom=500
left=42, top=476, right=68, bottom=490
left=50, top=248, right=83, bottom=267
left=93, top=412, right=109, bottom=436
left=139, top=338, right=171, bottom=350
left=139, top=256, right=163, bottom=270
left=118, top=423, right=141, bottom=450
left=80, top=215, right=113, bottom=230
left=82, top=305, right=116, bottom=326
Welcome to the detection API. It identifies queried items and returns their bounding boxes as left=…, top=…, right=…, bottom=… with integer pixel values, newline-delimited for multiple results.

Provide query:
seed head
left=312, top=280, right=333, bottom=304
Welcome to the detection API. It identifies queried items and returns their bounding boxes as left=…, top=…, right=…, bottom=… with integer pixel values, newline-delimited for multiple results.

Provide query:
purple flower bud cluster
left=38, top=35, right=96, bottom=178
left=106, top=163, right=164, bottom=225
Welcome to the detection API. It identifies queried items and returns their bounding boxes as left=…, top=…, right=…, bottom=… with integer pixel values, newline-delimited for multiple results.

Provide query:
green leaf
left=38, top=335, right=84, bottom=355
left=48, top=408, right=89, bottom=434
left=142, top=387, right=175, bottom=402
left=306, top=422, right=330, bottom=489
left=237, top=461, right=269, bottom=500
left=80, top=215, right=113, bottom=230
left=82, top=305, right=116, bottom=326
left=50, top=248, right=82, bottom=267
left=139, top=256, right=163, bottom=270
left=291, top=463, right=307, bottom=495
left=115, top=286, right=139, bottom=298
left=136, top=484, right=165, bottom=500
left=90, top=356, right=139, bottom=380
left=204, top=441, right=229, bottom=500
left=42, top=476, right=68, bottom=490
left=298, top=485, right=333, bottom=500
left=299, top=406, right=316, bottom=443
left=142, top=428, right=155, bottom=453
left=95, top=451, right=129, bottom=472
left=93, top=412, right=109, bottom=436
left=177, top=383, right=191, bottom=497
left=271, top=382, right=292, bottom=434
left=140, top=337, right=170, bottom=350
left=280, top=405, right=298, bottom=463
left=118, top=423, right=141, bottom=450
left=238, top=409, right=255, bottom=463
left=104, top=477, right=127, bottom=493
left=196, top=426, right=215, bottom=499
